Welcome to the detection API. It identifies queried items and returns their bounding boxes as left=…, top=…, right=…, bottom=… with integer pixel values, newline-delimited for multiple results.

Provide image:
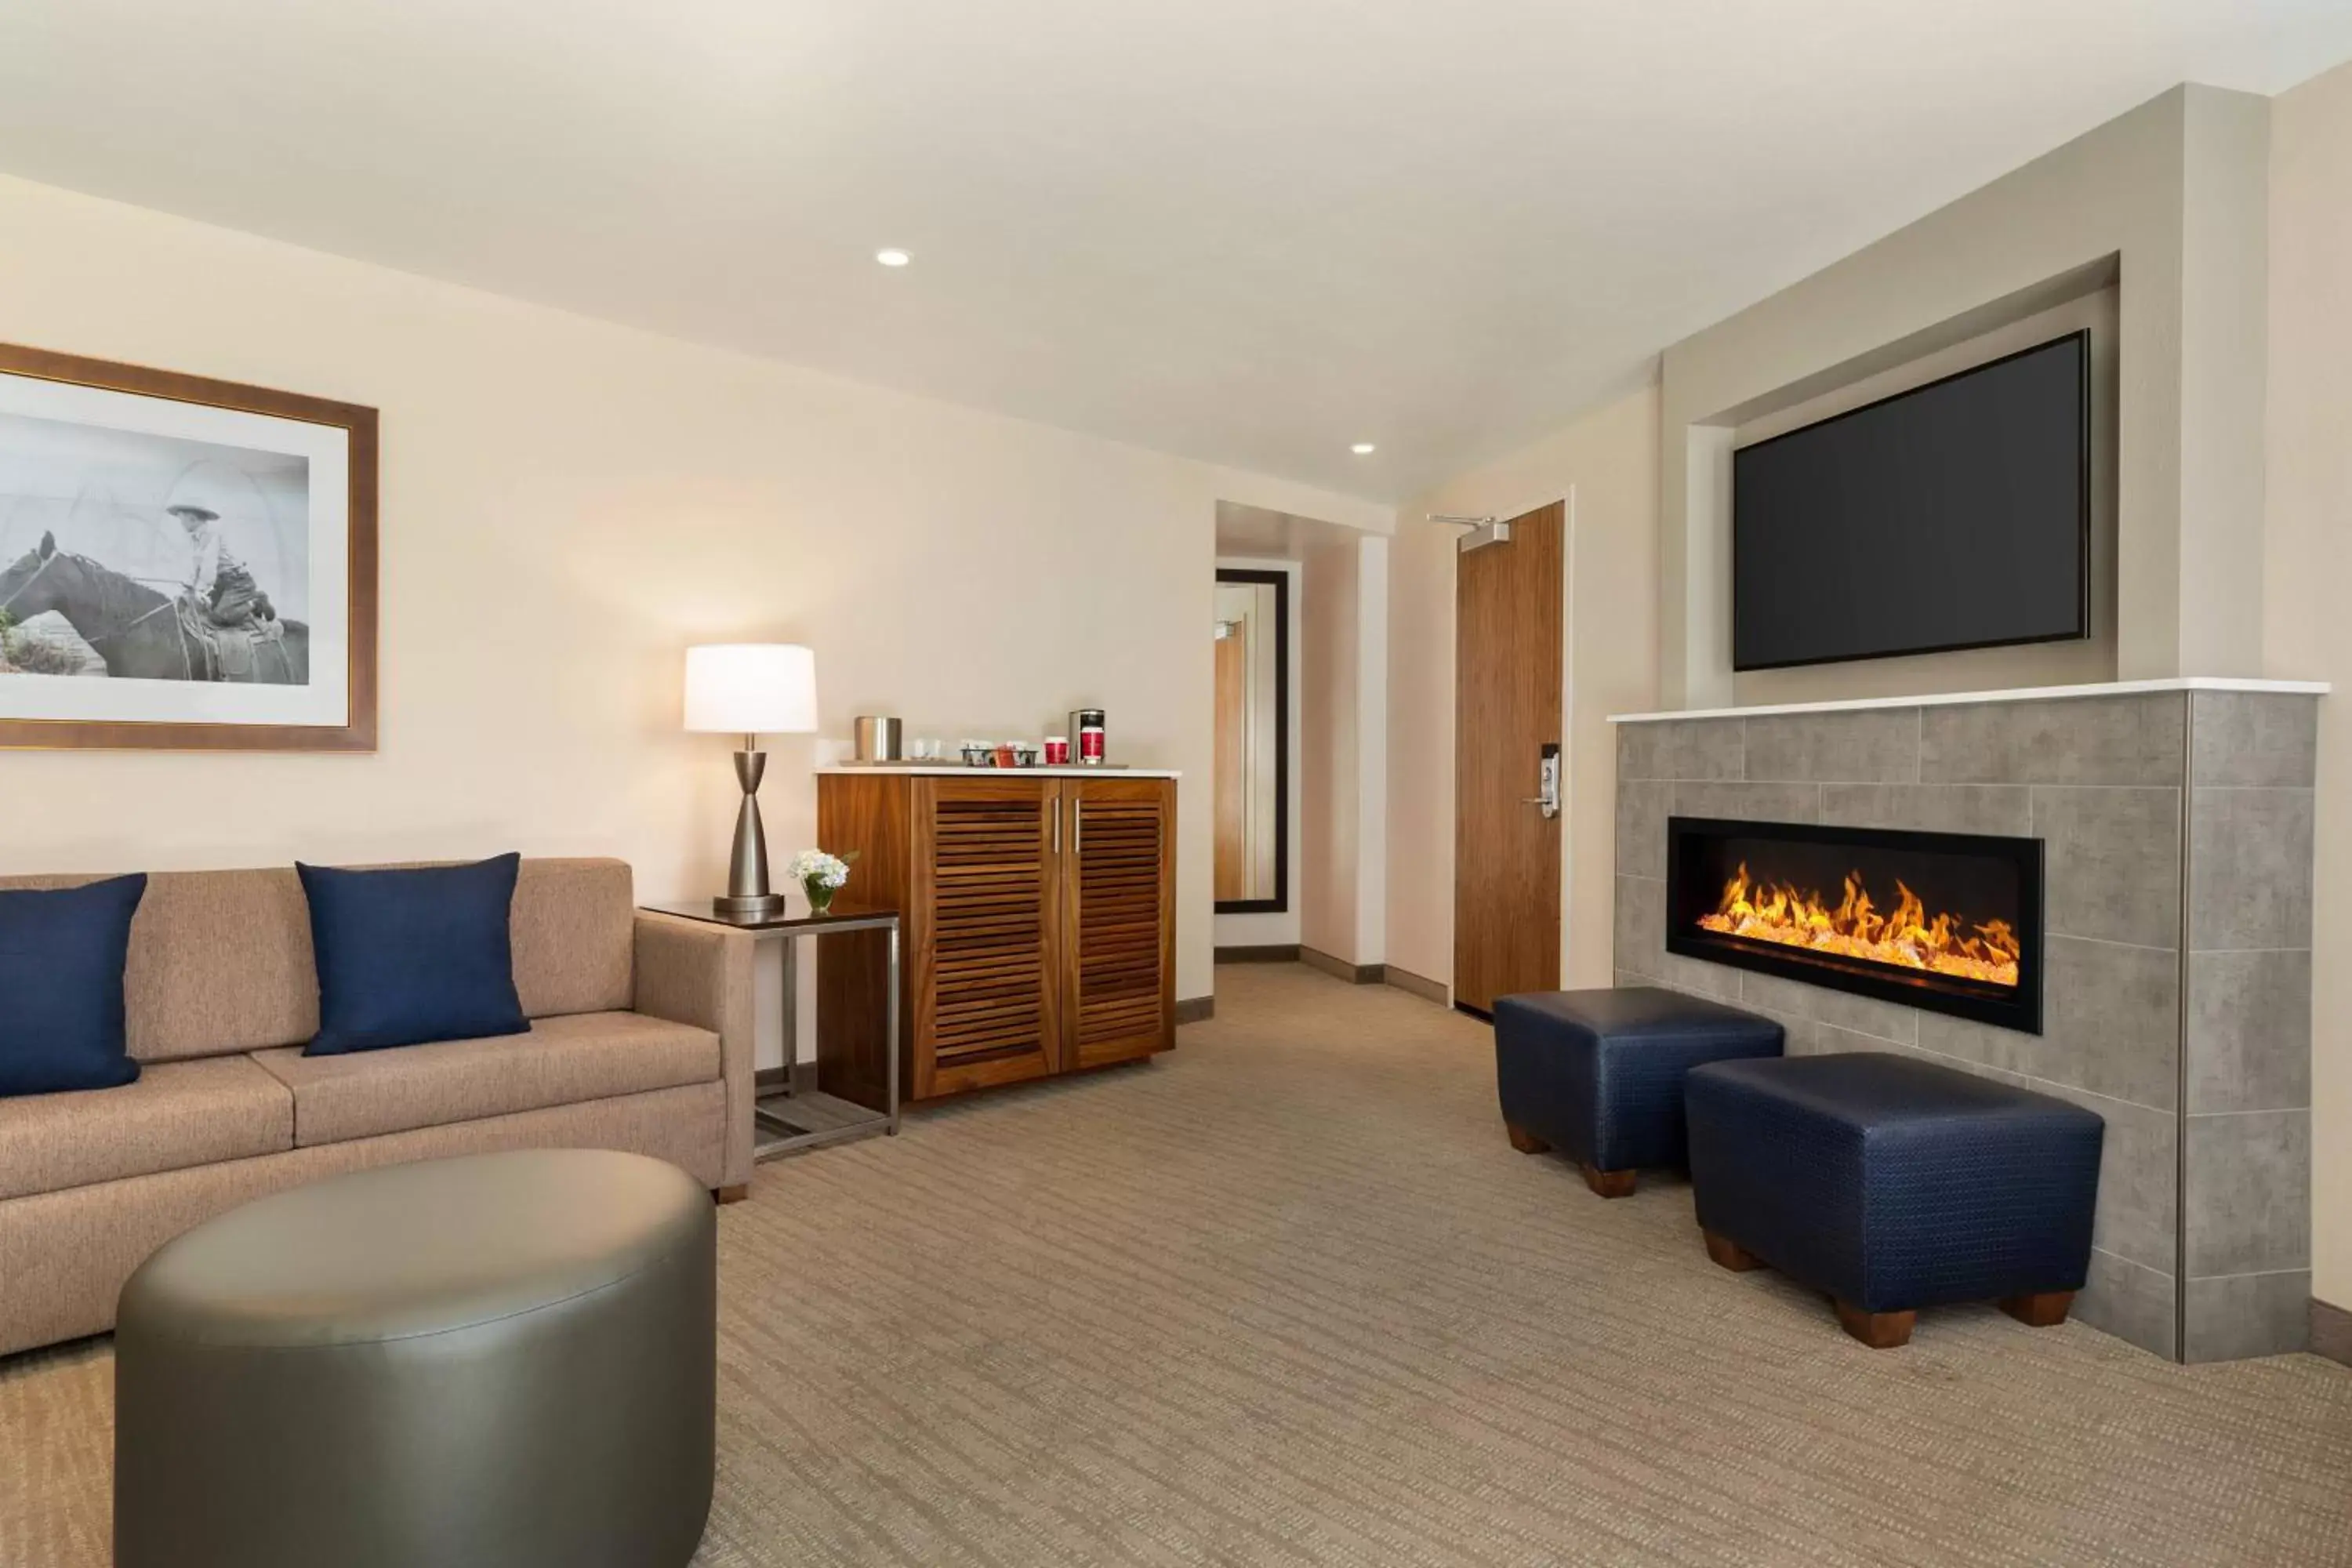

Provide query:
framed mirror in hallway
left=1213, top=568, right=1289, bottom=912
left=1453, top=501, right=1563, bottom=1014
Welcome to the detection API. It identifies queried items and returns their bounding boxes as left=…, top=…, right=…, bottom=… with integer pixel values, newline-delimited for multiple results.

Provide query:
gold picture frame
left=0, top=342, right=377, bottom=752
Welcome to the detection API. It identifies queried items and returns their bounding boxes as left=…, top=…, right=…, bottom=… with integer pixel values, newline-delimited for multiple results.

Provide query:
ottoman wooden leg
left=1702, top=1229, right=1764, bottom=1272
left=1578, top=1163, right=1637, bottom=1198
left=1998, top=1290, right=2074, bottom=1327
left=1504, top=1122, right=1551, bottom=1155
left=1834, top=1300, right=1916, bottom=1348
left=712, top=1185, right=750, bottom=1205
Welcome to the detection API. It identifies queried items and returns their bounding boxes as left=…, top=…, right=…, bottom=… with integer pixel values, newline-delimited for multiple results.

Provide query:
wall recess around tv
left=1732, top=329, right=2092, bottom=673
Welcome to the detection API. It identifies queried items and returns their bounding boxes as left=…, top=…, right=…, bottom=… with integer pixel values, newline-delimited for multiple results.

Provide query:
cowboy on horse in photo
left=165, top=477, right=291, bottom=680
left=0, top=464, right=310, bottom=686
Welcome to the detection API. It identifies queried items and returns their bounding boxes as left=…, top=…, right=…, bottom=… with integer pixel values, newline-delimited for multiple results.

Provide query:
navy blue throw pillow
left=298, top=854, right=529, bottom=1056
left=0, top=874, right=148, bottom=1098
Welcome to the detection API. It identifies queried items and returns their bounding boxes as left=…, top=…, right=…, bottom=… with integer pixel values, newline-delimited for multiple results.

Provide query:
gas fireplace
left=1666, top=816, right=2045, bottom=1033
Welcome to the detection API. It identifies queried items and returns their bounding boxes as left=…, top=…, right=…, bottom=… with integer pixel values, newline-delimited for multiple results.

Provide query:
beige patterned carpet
left=6, top=963, right=2351, bottom=1566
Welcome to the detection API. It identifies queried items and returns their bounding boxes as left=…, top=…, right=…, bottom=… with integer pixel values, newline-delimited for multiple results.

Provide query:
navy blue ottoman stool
left=1685, top=1053, right=2104, bottom=1347
left=1494, top=987, right=1784, bottom=1197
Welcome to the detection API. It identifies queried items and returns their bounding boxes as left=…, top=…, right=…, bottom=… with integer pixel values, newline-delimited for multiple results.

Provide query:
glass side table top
left=640, top=896, right=899, bottom=933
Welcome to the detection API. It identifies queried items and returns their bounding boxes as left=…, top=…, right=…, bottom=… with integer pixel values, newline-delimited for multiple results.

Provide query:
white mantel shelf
left=1607, top=677, right=2329, bottom=725
left=817, top=764, right=1181, bottom=779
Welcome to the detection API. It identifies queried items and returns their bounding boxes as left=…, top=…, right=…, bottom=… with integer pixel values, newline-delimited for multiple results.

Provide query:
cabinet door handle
left=1051, top=798, right=1062, bottom=854
left=1072, top=802, right=1083, bottom=855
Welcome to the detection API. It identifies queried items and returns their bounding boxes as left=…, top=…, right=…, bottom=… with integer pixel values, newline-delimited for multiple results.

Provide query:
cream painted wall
left=1385, top=506, right=1454, bottom=991
left=1298, top=532, right=1360, bottom=962
left=1352, top=536, right=1388, bottom=967
left=1385, top=386, right=1661, bottom=993
left=0, top=173, right=1389, bottom=1004
left=2263, top=58, right=2352, bottom=1310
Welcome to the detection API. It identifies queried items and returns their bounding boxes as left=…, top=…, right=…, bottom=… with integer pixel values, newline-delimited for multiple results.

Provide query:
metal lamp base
left=714, top=891, right=786, bottom=917
left=718, top=743, right=783, bottom=919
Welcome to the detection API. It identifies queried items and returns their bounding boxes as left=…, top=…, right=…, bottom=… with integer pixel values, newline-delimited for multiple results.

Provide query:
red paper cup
left=1044, top=736, right=1070, bottom=765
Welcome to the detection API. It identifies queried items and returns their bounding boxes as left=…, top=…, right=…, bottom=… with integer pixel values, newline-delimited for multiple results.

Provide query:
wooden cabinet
left=818, top=771, right=1175, bottom=1103
left=1061, top=777, right=1177, bottom=1073
left=913, top=776, right=1064, bottom=1097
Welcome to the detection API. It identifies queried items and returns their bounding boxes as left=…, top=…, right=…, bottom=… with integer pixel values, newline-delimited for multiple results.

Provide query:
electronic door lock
left=1521, top=742, right=1561, bottom=819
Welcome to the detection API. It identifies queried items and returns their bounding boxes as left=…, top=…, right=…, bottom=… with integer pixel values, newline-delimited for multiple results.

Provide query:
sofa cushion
left=0, top=874, right=149, bottom=1098
left=510, top=859, right=636, bottom=1020
left=0, top=858, right=638, bottom=1064
left=0, top=1054, right=293, bottom=1201
left=252, top=1011, right=721, bottom=1148
left=299, top=855, right=531, bottom=1055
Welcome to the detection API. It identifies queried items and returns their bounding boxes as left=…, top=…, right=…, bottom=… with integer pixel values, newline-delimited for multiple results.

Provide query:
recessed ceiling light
left=1351, top=442, right=1377, bottom=456
left=875, top=248, right=911, bottom=267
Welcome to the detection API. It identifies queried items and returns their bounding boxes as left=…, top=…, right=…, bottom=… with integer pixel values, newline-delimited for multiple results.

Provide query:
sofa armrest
left=633, top=912, right=757, bottom=1189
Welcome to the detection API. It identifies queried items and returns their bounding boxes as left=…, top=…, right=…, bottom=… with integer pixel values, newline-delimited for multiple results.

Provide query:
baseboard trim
left=1216, top=944, right=1301, bottom=964
left=1300, top=947, right=1385, bottom=985
left=2314, top=1298, right=2352, bottom=1368
left=1383, top=965, right=1449, bottom=1006
left=1174, top=996, right=1214, bottom=1025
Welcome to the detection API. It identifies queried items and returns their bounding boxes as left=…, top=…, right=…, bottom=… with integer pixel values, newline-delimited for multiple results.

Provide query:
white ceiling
left=2, top=2, right=2347, bottom=502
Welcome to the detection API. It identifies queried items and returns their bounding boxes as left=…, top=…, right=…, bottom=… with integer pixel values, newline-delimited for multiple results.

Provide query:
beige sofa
left=0, top=858, right=754, bottom=1358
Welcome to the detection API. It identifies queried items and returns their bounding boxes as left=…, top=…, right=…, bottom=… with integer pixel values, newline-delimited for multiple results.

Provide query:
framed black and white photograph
left=0, top=343, right=376, bottom=750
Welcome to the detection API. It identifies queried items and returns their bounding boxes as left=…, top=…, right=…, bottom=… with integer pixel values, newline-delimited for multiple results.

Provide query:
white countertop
left=818, top=764, right=1182, bottom=779
left=1608, top=677, right=2328, bottom=725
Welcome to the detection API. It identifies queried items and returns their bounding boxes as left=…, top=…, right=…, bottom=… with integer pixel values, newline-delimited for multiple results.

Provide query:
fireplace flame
left=1697, top=863, right=2020, bottom=988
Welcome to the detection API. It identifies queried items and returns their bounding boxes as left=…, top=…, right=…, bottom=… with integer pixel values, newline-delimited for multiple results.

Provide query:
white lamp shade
left=683, top=644, right=818, bottom=735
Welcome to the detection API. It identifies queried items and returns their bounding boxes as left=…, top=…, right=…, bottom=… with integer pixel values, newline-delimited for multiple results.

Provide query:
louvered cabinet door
left=912, top=778, right=1063, bottom=1099
left=1061, top=778, right=1175, bottom=1069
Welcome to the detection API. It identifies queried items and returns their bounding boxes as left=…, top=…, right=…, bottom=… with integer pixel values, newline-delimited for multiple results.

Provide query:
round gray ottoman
left=114, top=1149, right=716, bottom=1568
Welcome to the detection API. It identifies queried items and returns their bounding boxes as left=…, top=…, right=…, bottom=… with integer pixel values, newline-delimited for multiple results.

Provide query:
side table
left=640, top=898, right=900, bottom=1159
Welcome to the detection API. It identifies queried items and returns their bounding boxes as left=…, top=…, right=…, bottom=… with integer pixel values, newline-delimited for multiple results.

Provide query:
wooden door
left=1454, top=501, right=1563, bottom=1014
left=912, top=776, right=1062, bottom=1098
left=1214, top=623, right=1248, bottom=899
left=1062, top=777, right=1175, bottom=1069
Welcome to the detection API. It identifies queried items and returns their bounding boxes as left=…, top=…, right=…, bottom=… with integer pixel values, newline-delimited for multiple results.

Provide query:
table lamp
left=684, top=644, right=817, bottom=916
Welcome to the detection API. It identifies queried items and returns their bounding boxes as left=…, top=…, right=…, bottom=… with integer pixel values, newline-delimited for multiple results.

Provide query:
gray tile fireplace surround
left=1612, top=684, right=2321, bottom=1362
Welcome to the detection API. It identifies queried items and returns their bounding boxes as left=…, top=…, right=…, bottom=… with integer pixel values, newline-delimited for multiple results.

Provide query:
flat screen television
left=1732, top=329, right=2090, bottom=672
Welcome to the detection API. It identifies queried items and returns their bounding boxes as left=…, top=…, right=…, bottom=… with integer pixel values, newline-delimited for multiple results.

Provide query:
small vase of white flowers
left=788, top=848, right=856, bottom=915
